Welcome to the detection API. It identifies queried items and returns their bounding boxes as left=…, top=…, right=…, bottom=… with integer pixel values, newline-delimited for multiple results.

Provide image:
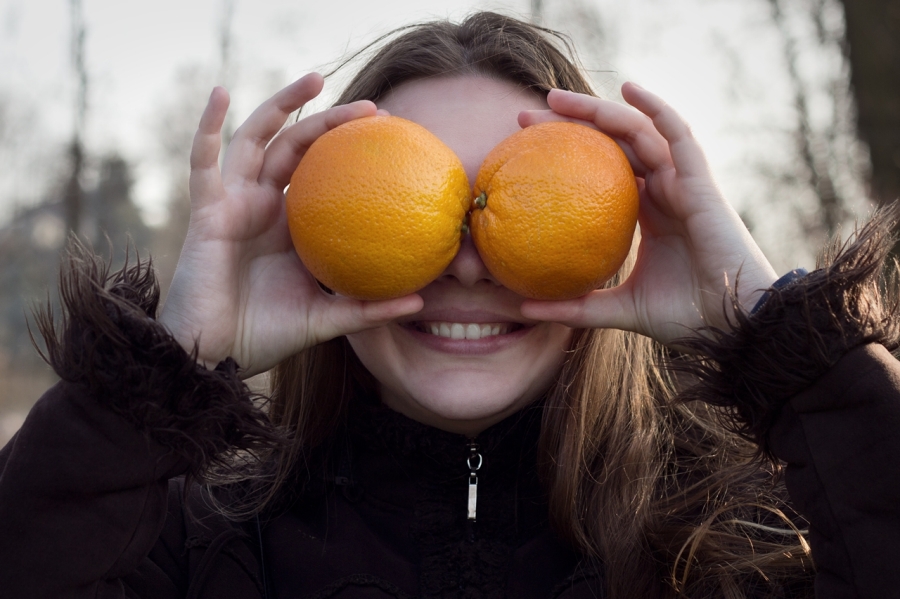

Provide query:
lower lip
left=397, top=324, right=534, bottom=355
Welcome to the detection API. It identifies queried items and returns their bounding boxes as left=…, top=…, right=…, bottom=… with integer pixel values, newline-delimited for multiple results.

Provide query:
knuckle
left=677, top=120, right=695, bottom=140
left=231, top=121, right=250, bottom=140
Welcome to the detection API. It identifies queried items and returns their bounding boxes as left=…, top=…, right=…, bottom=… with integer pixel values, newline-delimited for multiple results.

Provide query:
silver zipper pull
left=467, top=442, right=482, bottom=521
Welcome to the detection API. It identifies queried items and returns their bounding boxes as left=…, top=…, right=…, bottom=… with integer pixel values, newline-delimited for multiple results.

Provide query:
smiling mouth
left=409, top=321, right=525, bottom=340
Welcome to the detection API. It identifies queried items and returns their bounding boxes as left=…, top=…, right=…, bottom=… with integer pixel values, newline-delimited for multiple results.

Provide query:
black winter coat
left=2, top=210, right=900, bottom=598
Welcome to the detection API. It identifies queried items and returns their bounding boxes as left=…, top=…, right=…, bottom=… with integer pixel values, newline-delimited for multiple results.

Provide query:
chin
left=410, top=381, right=538, bottom=422
left=346, top=318, right=572, bottom=435
left=371, top=366, right=559, bottom=435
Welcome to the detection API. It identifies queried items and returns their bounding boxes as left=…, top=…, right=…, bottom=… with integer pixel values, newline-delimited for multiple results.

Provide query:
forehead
left=376, top=77, right=548, bottom=179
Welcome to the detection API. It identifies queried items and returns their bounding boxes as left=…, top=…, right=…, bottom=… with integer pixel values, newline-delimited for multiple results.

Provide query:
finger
left=620, top=82, right=711, bottom=179
left=189, top=87, right=230, bottom=210
left=314, top=294, right=425, bottom=342
left=633, top=174, right=677, bottom=232
left=545, top=89, right=674, bottom=173
left=220, top=73, right=325, bottom=186
left=258, top=100, right=379, bottom=190
left=520, top=286, right=639, bottom=333
left=518, top=109, right=651, bottom=176
left=517, top=108, right=593, bottom=130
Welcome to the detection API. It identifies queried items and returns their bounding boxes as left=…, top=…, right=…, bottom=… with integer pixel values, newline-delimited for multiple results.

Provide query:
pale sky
left=0, top=0, right=857, bottom=268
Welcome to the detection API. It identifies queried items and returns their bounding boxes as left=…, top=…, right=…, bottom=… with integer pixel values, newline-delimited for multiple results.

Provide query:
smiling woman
left=2, top=10, right=900, bottom=599
left=346, top=76, right=572, bottom=433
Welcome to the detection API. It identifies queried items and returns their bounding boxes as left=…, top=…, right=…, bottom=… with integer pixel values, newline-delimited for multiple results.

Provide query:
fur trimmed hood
left=33, top=243, right=282, bottom=478
left=670, top=203, right=900, bottom=455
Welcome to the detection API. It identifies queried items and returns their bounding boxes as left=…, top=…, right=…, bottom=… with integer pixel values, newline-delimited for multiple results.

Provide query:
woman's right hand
left=159, top=73, right=423, bottom=377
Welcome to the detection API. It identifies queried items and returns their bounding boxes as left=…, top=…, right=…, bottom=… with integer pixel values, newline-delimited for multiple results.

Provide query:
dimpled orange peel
left=285, top=116, right=471, bottom=300
left=469, top=121, right=640, bottom=300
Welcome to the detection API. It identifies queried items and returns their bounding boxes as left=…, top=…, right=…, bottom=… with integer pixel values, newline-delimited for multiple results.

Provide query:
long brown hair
left=255, top=12, right=812, bottom=598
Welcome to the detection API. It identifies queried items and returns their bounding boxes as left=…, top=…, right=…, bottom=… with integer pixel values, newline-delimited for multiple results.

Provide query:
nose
left=440, top=233, right=501, bottom=287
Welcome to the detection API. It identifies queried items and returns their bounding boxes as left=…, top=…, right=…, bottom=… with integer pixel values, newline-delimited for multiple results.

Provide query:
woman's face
left=346, top=76, right=573, bottom=436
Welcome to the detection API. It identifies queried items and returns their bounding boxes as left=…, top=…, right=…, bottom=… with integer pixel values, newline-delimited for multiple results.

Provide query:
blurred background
left=0, top=0, right=898, bottom=446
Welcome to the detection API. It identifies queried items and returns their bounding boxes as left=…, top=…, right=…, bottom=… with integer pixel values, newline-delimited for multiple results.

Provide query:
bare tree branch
left=64, top=0, right=88, bottom=237
left=768, top=0, right=847, bottom=235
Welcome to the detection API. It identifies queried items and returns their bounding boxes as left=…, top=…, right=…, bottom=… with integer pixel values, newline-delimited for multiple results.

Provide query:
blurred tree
left=64, top=0, right=88, bottom=237
left=0, top=91, right=45, bottom=222
left=536, top=0, right=617, bottom=100
left=838, top=0, right=900, bottom=207
left=62, top=140, right=84, bottom=238
left=531, top=0, right=545, bottom=23
left=0, top=204, right=65, bottom=366
left=0, top=153, right=150, bottom=368
left=89, top=154, right=154, bottom=262
left=150, top=66, right=217, bottom=301
left=768, top=0, right=856, bottom=238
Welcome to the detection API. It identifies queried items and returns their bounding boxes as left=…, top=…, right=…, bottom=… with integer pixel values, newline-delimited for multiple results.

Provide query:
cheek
left=346, top=327, right=397, bottom=389
left=346, top=326, right=411, bottom=404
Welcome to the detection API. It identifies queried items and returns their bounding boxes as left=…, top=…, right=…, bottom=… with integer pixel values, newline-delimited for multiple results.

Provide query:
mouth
left=405, top=321, right=526, bottom=340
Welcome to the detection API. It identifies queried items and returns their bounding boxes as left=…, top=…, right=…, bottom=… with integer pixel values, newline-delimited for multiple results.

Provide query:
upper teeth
left=423, top=322, right=512, bottom=340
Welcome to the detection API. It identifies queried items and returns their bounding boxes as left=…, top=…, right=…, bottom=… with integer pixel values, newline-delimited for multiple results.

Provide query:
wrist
left=669, top=206, right=899, bottom=457
left=750, top=268, right=809, bottom=315
left=158, top=305, right=231, bottom=370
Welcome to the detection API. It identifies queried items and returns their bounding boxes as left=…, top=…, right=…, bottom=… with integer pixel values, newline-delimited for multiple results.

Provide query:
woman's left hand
left=518, top=82, right=778, bottom=348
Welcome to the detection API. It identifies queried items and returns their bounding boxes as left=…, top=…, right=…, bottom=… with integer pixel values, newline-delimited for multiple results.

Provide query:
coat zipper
left=466, top=440, right=482, bottom=521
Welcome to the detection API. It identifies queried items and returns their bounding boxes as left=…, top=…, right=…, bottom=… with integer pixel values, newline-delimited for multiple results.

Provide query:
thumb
left=315, top=294, right=425, bottom=341
left=356, top=294, right=424, bottom=325
left=520, top=287, right=637, bottom=333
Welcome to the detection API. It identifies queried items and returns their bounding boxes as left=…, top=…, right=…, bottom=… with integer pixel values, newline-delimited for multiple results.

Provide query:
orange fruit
left=470, top=121, right=639, bottom=300
left=285, top=116, right=471, bottom=300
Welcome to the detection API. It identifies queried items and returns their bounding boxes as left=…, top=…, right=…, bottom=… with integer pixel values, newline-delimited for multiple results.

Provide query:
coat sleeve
left=672, top=203, right=900, bottom=598
left=0, top=244, right=278, bottom=598
left=770, top=343, right=900, bottom=598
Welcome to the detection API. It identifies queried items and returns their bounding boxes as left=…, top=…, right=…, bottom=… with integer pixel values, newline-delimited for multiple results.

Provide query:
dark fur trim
left=670, top=203, right=900, bottom=457
left=32, top=239, right=281, bottom=476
